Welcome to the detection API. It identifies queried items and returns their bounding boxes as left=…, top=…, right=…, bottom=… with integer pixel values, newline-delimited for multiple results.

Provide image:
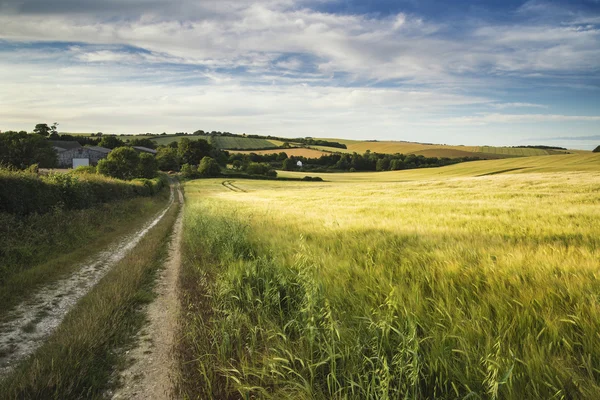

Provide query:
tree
left=128, top=137, right=157, bottom=149
left=99, top=135, right=125, bottom=149
left=0, top=131, right=57, bottom=169
left=197, top=156, right=221, bottom=177
left=137, top=152, right=158, bottom=178
left=156, top=147, right=180, bottom=171
left=282, top=158, right=296, bottom=171
left=33, top=123, right=51, bottom=137
left=593, top=145, right=600, bottom=153
left=376, top=157, right=390, bottom=171
left=97, top=147, right=139, bottom=180
left=178, top=138, right=213, bottom=165
left=180, top=163, right=197, bottom=178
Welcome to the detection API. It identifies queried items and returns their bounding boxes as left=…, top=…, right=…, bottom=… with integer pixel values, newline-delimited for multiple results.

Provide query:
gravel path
left=0, top=186, right=174, bottom=377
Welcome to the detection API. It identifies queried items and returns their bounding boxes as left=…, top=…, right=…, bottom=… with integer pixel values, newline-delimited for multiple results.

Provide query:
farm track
left=222, top=180, right=247, bottom=192
left=111, top=186, right=184, bottom=400
left=0, top=185, right=175, bottom=376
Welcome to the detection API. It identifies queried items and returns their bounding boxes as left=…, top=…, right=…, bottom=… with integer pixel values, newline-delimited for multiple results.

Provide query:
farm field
left=229, top=147, right=330, bottom=158
left=311, top=138, right=577, bottom=159
left=149, top=134, right=280, bottom=150
left=179, top=154, right=600, bottom=399
left=278, top=152, right=600, bottom=182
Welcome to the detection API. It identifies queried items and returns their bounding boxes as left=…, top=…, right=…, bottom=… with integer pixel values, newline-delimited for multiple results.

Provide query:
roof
left=132, top=146, right=157, bottom=155
left=86, top=146, right=112, bottom=154
left=49, top=140, right=82, bottom=151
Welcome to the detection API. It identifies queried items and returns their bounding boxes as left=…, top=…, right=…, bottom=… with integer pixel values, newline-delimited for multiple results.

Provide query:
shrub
left=137, top=153, right=159, bottom=179
left=198, top=157, right=221, bottom=177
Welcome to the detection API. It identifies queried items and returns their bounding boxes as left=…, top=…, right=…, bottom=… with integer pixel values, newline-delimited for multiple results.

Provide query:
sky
left=0, top=0, right=599, bottom=149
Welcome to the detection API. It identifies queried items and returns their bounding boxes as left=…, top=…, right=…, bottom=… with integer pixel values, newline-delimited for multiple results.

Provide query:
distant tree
left=276, top=152, right=288, bottom=161
left=282, top=158, right=296, bottom=171
left=376, top=157, right=390, bottom=171
left=33, top=123, right=51, bottom=137
left=50, top=122, right=59, bottom=135
left=232, top=160, right=242, bottom=170
left=0, top=131, right=57, bottom=169
left=97, top=147, right=139, bottom=180
left=180, top=163, right=197, bottom=178
left=593, top=145, right=600, bottom=153
left=178, top=138, right=213, bottom=165
left=197, top=156, right=221, bottom=177
left=137, top=152, right=159, bottom=178
left=156, top=147, right=180, bottom=171
left=127, top=137, right=157, bottom=149
left=99, top=135, right=125, bottom=149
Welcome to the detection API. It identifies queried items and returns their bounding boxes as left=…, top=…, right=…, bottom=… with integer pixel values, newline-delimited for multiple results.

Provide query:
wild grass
left=0, top=189, right=171, bottom=317
left=179, top=160, right=600, bottom=399
left=0, top=190, right=180, bottom=399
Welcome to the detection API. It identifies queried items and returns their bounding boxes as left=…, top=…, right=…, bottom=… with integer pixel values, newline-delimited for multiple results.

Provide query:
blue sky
left=0, top=0, right=599, bottom=148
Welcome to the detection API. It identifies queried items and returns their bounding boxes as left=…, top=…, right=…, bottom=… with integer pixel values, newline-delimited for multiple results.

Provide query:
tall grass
left=0, top=192, right=180, bottom=399
left=179, top=170, right=600, bottom=399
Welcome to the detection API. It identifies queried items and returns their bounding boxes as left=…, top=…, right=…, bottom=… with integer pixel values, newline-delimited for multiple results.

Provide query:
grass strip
left=0, top=191, right=179, bottom=399
left=0, top=189, right=170, bottom=319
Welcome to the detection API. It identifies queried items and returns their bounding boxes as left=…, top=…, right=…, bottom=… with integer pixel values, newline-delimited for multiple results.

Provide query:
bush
left=245, top=162, right=272, bottom=176
left=71, top=166, right=97, bottom=175
left=137, top=153, right=159, bottom=179
left=180, top=163, right=198, bottom=178
left=0, top=168, right=166, bottom=215
left=198, top=157, right=221, bottom=177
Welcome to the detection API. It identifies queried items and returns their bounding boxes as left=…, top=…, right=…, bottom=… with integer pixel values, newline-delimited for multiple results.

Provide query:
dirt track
left=111, top=186, right=184, bottom=399
left=0, top=186, right=175, bottom=376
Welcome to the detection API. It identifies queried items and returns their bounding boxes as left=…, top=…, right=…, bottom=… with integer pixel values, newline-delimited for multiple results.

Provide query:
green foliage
left=98, top=147, right=157, bottom=180
left=178, top=138, right=213, bottom=165
left=127, top=137, right=157, bottom=149
left=198, top=156, right=221, bottom=177
left=33, top=123, right=50, bottom=137
left=282, top=158, right=296, bottom=171
left=137, top=152, right=159, bottom=179
left=0, top=168, right=165, bottom=215
left=156, top=147, right=180, bottom=171
left=99, top=135, right=125, bottom=149
left=0, top=131, right=57, bottom=169
left=245, top=162, right=274, bottom=176
left=180, top=163, right=197, bottom=178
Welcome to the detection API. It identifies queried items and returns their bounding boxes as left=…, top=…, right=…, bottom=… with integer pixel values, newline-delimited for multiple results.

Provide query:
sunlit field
left=179, top=155, right=600, bottom=399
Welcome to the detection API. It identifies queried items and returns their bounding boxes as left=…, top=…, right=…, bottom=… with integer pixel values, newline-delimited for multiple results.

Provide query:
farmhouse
left=50, top=141, right=111, bottom=168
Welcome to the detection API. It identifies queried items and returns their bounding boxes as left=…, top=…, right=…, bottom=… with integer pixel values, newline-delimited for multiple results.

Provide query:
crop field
left=150, top=135, right=212, bottom=146
left=311, top=139, right=576, bottom=159
left=179, top=153, right=600, bottom=399
left=210, top=136, right=279, bottom=150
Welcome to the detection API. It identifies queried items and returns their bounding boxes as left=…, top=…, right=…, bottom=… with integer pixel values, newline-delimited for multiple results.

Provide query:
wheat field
left=179, top=154, right=600, bottom=399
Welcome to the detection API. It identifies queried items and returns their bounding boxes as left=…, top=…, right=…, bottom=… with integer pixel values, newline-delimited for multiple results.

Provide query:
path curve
left=111, top=185, right=184, bottom=399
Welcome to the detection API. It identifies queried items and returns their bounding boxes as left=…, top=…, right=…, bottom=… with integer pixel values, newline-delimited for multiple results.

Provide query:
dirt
left=111, top=186, right=184, bottom=400
left=0, top=186, right=175, bottom=376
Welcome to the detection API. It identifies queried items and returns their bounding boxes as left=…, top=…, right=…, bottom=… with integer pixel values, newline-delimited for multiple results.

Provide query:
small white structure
left=73, top=158, right=90, bottom=168
left=297, top=161, right=303, bottom=168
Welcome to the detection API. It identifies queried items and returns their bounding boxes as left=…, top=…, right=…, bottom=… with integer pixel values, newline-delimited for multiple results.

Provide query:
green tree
left=156, top=147, right=180, bottom=171
left=99, top=135, right=125, bottom=149
left=97, top=147, right=139, bottom=180
left=137, top=152, right=158, bottom=178
left=593, top=145, right=600, bottom=153
left=180, top=163, right=197, bottom=178
left=178, top=138, right=213, bottom=165
left=128, top=137, right=157, bottom=149
left=282, top=158, right=296, bottom=171
left=33, top=123, right=51, bottom=137
left=0, top=131, right=57, bottom=169
left=197, top=156, right=221, bottom=177
left=376, top=157, right=390, bottom=171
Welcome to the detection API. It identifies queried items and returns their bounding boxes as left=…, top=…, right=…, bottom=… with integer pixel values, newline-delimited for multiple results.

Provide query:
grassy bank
left=0, top=187, right=171, bottom=317
left=179, top=165, right=600, bottom=399
left=0, top=188, right=180, bottom=399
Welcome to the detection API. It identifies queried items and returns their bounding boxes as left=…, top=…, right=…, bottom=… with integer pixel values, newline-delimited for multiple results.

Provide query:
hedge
left=0, top=169, right=168, bottom=215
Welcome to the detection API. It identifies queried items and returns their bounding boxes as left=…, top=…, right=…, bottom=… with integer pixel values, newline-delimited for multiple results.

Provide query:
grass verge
left=0, top=188, right=171, bottom=319
left=0, top=189, right=180, bottom=399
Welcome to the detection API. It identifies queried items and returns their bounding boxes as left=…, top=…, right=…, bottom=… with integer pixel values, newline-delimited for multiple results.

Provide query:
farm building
left=50, top=141, right=111, bottom=168
left=132, top=146, right=157, bottom=155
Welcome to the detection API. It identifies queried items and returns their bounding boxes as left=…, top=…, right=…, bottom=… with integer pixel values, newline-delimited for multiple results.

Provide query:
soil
left=111, top=187, right=184, bottom=400
left=0, top=187, right=174, bottom=376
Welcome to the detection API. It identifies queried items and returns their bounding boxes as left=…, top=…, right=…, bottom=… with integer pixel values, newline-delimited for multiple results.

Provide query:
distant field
left=278, top=152, right=600, bottom=181
left=180, top=153, right=600, bottom=398
left=229, top=148, right=330, bottom=158
left=309, top=138, right=579, bottom=159
left=210, top=136, right=278, bottom=150
left=150, top=135, right=211, bottom=145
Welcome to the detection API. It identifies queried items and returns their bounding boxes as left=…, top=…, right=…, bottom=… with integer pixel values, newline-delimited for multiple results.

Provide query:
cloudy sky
left=0, top=0, right=599, bottom=148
